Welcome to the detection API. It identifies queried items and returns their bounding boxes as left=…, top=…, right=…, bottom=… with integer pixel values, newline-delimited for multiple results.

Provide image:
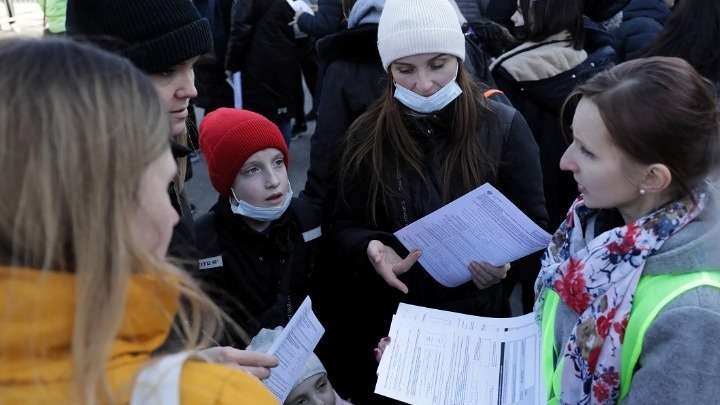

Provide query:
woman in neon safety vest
left=535, top=56, right=720, bottom=404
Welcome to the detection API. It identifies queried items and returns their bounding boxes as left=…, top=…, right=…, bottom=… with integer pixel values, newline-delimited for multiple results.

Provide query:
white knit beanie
left=377, top=0, right=465, bottom=71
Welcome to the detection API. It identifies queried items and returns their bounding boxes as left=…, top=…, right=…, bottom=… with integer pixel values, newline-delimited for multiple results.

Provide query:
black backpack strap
left=289, top=198, right=323, bottom=242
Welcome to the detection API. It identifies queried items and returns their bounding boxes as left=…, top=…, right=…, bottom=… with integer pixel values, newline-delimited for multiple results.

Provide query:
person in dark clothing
left=293, top=0, right=345, bottom=126
left=332, top=0, right=547, bottom=401
left=294, top=0, right=344, bottom=38
left=225, top=0, right=298, bottom=144
left=196, top=108, right=324, bottom=345
left=491, top=0, right=617, bottom=234
left=296, top=1, right=386, bottom=399
left=193, top=0, right=234, bottom=113
left=490, top=0, right=617, bottom=313
left=611, top=0, right=671, bottom=61
left=66, top=0, right=213, bottom=271
left=299, top=0, right=386, bottom=216
left=66, top=0, right=281, bottom=376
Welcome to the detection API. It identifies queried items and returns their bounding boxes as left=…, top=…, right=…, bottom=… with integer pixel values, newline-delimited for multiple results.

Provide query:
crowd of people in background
left=1, top=0, right=719, bottom=404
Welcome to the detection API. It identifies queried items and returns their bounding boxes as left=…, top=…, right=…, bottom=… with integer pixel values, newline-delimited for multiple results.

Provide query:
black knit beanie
left=65, top=0, right=212, bottom=74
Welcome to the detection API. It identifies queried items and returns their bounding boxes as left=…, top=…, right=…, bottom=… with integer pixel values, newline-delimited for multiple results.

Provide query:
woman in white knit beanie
left=332, top=0, right=548, bottom=400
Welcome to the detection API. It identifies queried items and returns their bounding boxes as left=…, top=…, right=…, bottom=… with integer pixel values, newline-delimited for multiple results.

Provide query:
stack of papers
left=375, top=304, right=546, bottom=405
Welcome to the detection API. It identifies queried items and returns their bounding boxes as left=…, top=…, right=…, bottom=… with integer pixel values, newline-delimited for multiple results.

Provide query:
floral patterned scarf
left=534, top=189, right=708, bottom=404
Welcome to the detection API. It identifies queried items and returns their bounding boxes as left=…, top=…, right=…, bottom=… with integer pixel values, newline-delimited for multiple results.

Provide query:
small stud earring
left=639, top=188, right=646, bottom=195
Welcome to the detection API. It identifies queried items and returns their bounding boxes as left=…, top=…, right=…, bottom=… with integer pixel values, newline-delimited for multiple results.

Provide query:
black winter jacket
left=194, top=196, right=323, bottom=345
left=612, top=0, right=670, bottom=61
left=225, top=0, right=297, bottom=122
left=299, top=24, right=386, bottom=216
left=332, top=99, right=548, bottom=321
left=296, top=0, right=343, bottom=39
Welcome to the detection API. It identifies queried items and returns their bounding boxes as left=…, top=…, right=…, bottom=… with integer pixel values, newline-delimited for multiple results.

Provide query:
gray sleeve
left=622, top=286, right=720, bottom=404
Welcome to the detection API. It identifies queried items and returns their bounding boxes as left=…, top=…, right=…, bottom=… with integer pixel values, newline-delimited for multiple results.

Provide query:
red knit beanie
left=199, top=108, right=289, bottom=197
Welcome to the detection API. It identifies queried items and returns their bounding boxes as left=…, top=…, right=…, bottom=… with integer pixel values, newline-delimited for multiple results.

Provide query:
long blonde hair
left=0, top=37, right=223, bottom=404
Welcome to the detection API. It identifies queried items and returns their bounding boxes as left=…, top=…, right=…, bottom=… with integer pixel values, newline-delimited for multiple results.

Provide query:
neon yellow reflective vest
left=541, top=271, right=720, bottom=404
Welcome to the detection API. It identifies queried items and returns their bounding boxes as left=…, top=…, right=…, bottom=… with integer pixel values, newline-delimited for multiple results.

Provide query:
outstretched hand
left=198, top=346, right=279, bottom=380
left=469, top=261, right=510, bottom=290
left=367, top=240, right=421, bottom=294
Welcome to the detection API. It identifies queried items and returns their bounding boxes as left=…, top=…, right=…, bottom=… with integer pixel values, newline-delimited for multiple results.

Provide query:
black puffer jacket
left=194, top=196, right=323, bottom=345
left=299, top=23, right=386, bottom=216
left=296, top=0, right=344, bottom=39
left=225, top=0, right=297, bottom=123
left=612, top=0, right=670, bottom=61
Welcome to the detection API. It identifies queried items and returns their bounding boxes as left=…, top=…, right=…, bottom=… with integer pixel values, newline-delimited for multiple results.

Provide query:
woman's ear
left=639, top=163, right=672, bottom=194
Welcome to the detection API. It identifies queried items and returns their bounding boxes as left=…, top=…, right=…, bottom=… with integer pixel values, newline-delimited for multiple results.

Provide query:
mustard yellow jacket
left=0, top=266, right=278, bottom=404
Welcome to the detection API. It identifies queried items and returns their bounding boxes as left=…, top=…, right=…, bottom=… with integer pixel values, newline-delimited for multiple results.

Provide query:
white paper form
left=225, top=72, right=243, bottom=108
left=395, top=303, right=537, bottom=332
left=393, top=183, right=551, bottom=287
left=376, top=304, right=545, bottom=405
left=396, top=304, right=545, bottom=404
left=263, top=296, right=325, bottom=402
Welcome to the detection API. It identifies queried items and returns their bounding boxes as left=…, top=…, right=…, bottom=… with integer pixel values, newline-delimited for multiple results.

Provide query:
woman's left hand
left=198, top=346, right=279, bottom=380
left=469, top=261, right=510, bottom=290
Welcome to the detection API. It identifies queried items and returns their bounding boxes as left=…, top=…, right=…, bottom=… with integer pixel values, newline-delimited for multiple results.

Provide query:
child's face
left=284, top=373, right=336, bottom=405
left=231, top=148, right=289, bottom=208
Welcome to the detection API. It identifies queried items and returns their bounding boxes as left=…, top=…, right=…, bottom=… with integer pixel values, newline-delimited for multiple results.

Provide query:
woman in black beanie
left=65, top=0, right=211, bottom=269
left=65, top=0, right=279, bottom=381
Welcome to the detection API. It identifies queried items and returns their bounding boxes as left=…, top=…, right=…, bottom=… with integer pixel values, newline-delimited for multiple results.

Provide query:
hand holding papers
left=254, top=297, right=325, bottom=403
left=394, top=183, right=551, bottom=288
left=375, top=304, right=546, bottom=405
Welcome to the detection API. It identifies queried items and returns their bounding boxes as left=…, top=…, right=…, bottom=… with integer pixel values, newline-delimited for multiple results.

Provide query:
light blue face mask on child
left=393, top=72, right=463, bottom=113
left=229, top=184, right=293, bottom=222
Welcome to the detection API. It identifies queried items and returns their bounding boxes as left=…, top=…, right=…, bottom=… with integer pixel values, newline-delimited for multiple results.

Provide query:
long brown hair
left=0, top=37, right=225, bottom=404
left=340, top=62, right=498, bottom=224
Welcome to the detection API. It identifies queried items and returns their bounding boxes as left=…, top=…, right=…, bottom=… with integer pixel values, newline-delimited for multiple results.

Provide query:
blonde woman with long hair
left=0, top=38, right=277, bottom=404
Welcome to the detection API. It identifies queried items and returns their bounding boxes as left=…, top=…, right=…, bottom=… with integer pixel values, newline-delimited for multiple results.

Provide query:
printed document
left=394, top=183, right=551, bottom=287
left=263, top=296, right=325, bottom=402
left=376, top=304, right=545, bottom=405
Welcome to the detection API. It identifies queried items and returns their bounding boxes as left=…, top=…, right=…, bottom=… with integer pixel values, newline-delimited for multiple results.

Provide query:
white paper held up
left=375, top=304, right=545, bottom=405
left=261, top=296, right=325, bottom=402
left=393, top=183, right=551, bottom=287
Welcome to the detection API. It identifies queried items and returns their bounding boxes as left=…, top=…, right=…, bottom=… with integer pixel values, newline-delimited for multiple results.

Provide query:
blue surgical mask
left=393, top=73, right=462, bottom=114
left=229, top=184, right=293, bottom=222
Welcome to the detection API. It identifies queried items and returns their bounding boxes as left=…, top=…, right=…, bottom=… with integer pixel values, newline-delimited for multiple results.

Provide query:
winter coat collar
left=490, top=31, right=588, bottom=81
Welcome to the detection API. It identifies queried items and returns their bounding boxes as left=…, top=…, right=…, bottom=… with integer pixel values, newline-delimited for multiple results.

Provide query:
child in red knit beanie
left=195, top=108, right=324, bottom=345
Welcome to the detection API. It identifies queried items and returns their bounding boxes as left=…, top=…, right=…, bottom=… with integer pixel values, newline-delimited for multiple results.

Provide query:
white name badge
left=199, top=255, right=223, bottom=270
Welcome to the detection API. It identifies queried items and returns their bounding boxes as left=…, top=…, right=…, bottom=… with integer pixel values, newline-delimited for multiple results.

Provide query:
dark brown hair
left=521, top=0, right=585, bottom=50
left=642, top=0, right=720, bottom=83
left=339, top=62, right=498, bottom=225
left=562, top=56, right=720, bottom=199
